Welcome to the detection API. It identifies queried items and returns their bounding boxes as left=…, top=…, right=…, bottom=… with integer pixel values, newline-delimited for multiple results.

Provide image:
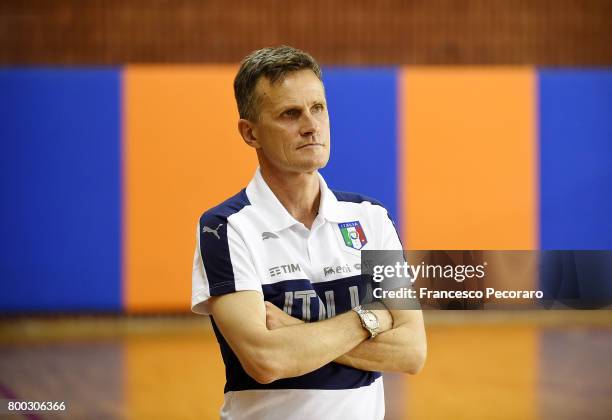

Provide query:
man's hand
left=265, top=301, right=304, bottom=329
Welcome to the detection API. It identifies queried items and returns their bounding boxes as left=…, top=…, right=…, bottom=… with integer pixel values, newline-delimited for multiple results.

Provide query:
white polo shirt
left=192, top=167, right=402, bottom=420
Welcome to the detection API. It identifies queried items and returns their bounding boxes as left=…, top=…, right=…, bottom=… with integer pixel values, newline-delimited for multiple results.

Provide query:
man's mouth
left=297, top=143, right=324, bottom=149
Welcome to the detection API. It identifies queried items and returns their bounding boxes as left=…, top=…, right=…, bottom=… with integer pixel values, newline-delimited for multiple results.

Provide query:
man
left=192, top=45, right=426, bottom=420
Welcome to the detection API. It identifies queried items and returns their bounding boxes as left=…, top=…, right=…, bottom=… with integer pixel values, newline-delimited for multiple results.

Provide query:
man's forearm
left=334, top=308, right=426, bottom=374
left=211, top=291, right=393, bottom=384
left=260, top=299, right=423, bottom=378
left=334, top=321, right=425, bottom=373
left=251, top=310, right=370, bottom=381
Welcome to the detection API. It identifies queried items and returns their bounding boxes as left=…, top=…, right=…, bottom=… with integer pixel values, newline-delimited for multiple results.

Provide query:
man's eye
left=312, top=104, right=324, bottom=113
left=283, top=109, right=299, bottom=118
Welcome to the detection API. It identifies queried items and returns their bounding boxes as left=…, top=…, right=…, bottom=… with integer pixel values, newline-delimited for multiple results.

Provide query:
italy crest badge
left=338, top=221, right=368, bottom=250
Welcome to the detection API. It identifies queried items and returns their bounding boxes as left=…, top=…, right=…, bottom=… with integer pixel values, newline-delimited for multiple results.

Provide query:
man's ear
left=238, top=119, right=261, bottom=149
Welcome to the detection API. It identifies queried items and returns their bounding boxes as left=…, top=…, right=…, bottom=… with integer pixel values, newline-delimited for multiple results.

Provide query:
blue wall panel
left=321, top=68, right=398, bottom=221
left=0, top=69, right=122, bottom=312
left=539, top=70, right=612, bottom=249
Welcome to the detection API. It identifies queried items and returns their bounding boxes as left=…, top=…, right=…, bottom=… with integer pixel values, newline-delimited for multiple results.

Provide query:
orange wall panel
left=400, top=68, right=537, bottom=249
left=124, top=66, right=258, bottom=312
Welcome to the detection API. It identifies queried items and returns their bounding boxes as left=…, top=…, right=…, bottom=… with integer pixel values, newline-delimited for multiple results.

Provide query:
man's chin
left=297, top=157, right=329, bottom=173
left=265, top=155, right=329, bottom=175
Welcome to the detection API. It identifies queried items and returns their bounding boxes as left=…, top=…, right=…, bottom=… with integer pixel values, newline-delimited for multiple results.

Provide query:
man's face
left=249, top=69, right=330, bottom=174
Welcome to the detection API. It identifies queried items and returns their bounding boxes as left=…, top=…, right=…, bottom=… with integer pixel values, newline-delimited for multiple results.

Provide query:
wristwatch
left=352, top=305, right=381, bottom=338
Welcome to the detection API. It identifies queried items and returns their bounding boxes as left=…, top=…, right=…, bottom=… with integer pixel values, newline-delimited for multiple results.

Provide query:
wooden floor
left=0, top=312, right=611, bottom=420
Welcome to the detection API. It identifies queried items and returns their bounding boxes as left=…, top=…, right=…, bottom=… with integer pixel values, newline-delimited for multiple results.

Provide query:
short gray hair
left=234, top=46, right=322, bottom=121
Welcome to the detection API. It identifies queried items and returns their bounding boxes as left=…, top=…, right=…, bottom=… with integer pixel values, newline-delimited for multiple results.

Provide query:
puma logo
left=202, top=224, right=223, bottom=239
left=262, top=232, right=279, bottom=240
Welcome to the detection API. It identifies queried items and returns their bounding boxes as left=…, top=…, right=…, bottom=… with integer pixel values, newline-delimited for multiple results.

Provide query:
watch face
left=364, top=312, right=379, bottom=329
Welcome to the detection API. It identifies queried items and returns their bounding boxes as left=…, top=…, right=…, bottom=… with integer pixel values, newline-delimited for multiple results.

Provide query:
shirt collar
left=317, top=173, right=346, bottom=223
left=246, top=167, right=346, bottom=232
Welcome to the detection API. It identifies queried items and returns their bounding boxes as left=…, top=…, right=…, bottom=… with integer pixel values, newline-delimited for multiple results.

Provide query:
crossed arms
left=209, top=290, right=427, bottom=384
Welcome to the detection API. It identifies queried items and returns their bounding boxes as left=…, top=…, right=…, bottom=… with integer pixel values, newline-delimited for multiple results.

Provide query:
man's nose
left=299, top=111, right=318, bottom=137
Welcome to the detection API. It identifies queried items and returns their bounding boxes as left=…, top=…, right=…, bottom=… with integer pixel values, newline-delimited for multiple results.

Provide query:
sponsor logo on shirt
left=269, top=263, right=301, bottom=277
left=323, top=264, right=353, bottom=276
left=202, top=223, right=223, bottom=239
left=261, top=232, right=279, bottom=240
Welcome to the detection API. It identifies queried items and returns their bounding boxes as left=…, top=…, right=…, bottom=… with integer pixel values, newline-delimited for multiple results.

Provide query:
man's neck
left=260, top=165, right=321, bottom=230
